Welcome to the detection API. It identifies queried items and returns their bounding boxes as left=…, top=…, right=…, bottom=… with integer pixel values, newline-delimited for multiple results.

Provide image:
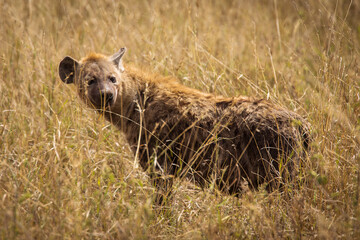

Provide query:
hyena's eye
left=88, top=78, right=96, bottom=86
left=109, top=76, right=116, bottom=83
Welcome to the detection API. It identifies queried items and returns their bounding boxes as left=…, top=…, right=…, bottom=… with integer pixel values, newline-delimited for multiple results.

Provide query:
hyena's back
left=133, top=92, right=309, bottom=194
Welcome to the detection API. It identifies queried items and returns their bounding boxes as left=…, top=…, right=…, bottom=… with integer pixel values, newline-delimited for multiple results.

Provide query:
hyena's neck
left=105, top=69, right=152, bottom=147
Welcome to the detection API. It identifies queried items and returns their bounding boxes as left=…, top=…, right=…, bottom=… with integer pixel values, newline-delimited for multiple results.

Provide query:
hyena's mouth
left=89, top=93, right=116, bottom=111
left=104, top=94, right=114, bottom=107
left=99, top=96, right=115, bottom=110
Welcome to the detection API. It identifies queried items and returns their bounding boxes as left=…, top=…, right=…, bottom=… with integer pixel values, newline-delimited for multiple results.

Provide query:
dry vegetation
left=1, top=0, right=359, bottom=239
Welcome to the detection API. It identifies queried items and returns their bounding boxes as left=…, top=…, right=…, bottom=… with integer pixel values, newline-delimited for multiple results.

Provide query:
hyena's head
left=59, top=48, right=126, bottom=110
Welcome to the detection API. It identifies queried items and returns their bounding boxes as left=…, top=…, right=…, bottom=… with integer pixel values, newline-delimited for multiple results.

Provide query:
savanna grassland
left=1, top=0, right=360, bottom=239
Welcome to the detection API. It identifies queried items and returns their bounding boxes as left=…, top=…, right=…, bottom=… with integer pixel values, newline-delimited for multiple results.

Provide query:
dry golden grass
left=1, top=0, right=359, bottom=239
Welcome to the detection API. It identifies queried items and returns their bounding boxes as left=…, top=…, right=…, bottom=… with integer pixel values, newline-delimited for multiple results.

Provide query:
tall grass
left=1, top=0, right=359, bottom=239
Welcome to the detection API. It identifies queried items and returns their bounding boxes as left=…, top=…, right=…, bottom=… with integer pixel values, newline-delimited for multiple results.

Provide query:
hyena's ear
left=59, top=56, right=79, bottom=84
left=110, top=47, right=126, bottom=72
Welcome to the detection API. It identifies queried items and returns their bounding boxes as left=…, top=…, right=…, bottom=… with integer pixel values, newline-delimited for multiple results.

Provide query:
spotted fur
left=59, top=49, right=310, bottom=202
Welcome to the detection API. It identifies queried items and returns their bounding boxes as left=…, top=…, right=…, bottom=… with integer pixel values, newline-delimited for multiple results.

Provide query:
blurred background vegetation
left=1, top=0, right=359, bottom=239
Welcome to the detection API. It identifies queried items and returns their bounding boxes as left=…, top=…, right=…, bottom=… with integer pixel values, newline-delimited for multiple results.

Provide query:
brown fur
left=59, top=49, right=310, bottom=202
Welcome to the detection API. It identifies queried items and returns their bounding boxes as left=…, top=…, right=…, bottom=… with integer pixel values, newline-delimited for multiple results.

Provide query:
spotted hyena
left=59, top=48, right=310, bottom=203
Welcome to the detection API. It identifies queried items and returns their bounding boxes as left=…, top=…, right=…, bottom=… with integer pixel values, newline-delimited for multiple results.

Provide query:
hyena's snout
left=89, top=84, right=117, bottom=109
left=101, top=89, right=114, bottom=106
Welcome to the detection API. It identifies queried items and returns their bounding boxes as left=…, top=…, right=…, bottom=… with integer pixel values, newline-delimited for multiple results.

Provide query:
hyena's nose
left=101, top=91, right=114, bottom=106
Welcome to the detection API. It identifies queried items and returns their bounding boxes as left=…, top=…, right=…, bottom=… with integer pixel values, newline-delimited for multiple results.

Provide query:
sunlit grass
left=1, top=0, right=359, bottom=239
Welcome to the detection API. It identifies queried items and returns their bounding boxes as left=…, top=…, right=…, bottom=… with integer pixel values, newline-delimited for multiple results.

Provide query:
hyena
left=59, top=48, right=310, bottom=203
